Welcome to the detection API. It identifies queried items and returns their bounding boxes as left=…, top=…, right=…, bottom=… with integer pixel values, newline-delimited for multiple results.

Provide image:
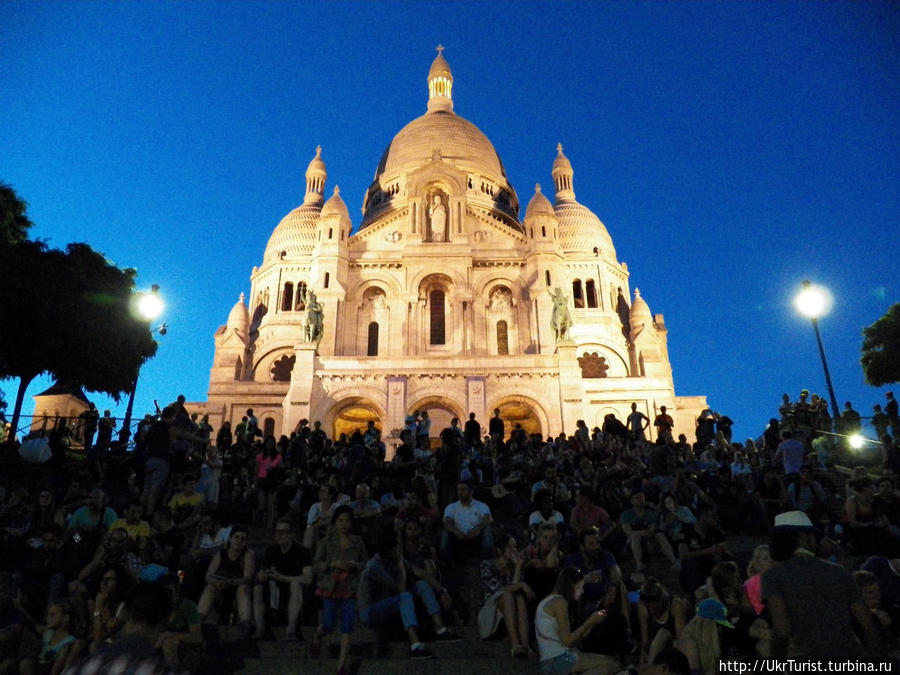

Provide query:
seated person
left=563, top=526, right=622, bottom=611
left=167, top=475, right=204, bottom=530
left=620, top=490, right=679, bottom=575
left=439, top=481, right=493, bottom=561
left=523, top=524, right=563, bottom=602
left=678, top=503, right=731, bottom=598
left=531, top=464, right=571, bottom=513
left=637, top=578, right=687, bottom=664
left=399, top=520, right=454, bottom=616
left=478, top=535, right=535, bottom=658
left=395, top=489, right=437, bottom=536
left=197, top=526, right=255, bottom=639
left=109, top=499, right=151, bottom=543
left=358, top=529, right=456, bottom=660
left=852, top=571, right=893, bottom=640
left=252, top=520, right=313, bottom=641
left=302, top=484, right=338, bottom=550
left=348, top=483, right=381, bottom=547
left=88, top=566, right=130, bottom=652
left=149, top=508, right=184, bottom=575
left=155, top=574, right=203, bottom=668
left=77, top=528, right=142, bottom=586
left=528, top=490, right=565, bottom=540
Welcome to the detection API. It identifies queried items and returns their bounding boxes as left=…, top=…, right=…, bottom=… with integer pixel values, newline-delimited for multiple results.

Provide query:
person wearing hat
left=762, top=510, right=883, bottom=660
left=675, top=598, right=732, bottom=675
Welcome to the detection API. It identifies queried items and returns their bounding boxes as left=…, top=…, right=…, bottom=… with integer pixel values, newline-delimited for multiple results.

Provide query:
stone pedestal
left=282, top=343, right=317, bottom=434
left=556, top=339, right=582, bottom=434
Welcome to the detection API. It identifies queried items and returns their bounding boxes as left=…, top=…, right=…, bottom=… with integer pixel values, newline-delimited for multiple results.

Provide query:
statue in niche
left=489, top=287, right=512, bottom=311
left=550, top=287, right=573, bottom=343
left=367, top=291, right=386, bottom=311
left=428, top=193, right=447, bottom=242
left=303, top=289, right=325, bottom=348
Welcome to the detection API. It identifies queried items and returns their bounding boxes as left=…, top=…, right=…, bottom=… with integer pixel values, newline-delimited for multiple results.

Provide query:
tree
left=0, top=183, right=33, bottom=247
left=0, top=185, right=157, bottom=443
left=861, top=303, right=900, bottom=387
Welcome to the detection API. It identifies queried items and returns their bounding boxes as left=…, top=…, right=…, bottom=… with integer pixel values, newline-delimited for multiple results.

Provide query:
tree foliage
left=0, top=184, right=157, bottom=440
left=861, top=303, right=900, bottom=387
left=0, top=183, right=34, bottom=247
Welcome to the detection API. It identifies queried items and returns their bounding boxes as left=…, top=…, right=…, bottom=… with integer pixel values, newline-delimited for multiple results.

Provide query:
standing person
left=762, top=511, right=883, bottom=660
left=244, top=409, right=259, bottom=443
left=464, top=413, right=481, bottom=450
left=215, top=421, right=233, bottom=452
left=255, top=436, right=283, bottom=527
left=310, top=506, right=367, bottom=675
left=78, top=404, right=99, bottom=454
left=489, top=409, right=505, bottom=448
left=534, top=567, right=620, bottom=675
left=886, top=392, right=900, bottom=439
left=416, top=411, right=431, bottom=450
left=627, top=403, right=650, bottom=444
left=773, top=431, right=805, bottom=483
left=95, top=411, right=115, bottom=456
left=253, top=520, right=313, bottom=641
left=873, top=405, right=890, bottom=442
left=653, top=407, right=675, bottom=445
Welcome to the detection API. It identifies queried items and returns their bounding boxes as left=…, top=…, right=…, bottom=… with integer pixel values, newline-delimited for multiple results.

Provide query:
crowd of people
left=0, top=390, right=899, bottom=675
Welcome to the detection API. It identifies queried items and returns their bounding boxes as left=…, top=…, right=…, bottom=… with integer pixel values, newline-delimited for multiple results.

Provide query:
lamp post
left=119, top=285, right=166, bottom=446
left=793, top=280, right=841, bottom=420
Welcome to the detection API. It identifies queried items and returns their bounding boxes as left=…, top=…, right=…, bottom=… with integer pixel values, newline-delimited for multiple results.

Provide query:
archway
left=330, top=397, right=384, bottom=441
left=406, top=395, right=466, bottom=448
left=488, top=395, right=546, bottom=440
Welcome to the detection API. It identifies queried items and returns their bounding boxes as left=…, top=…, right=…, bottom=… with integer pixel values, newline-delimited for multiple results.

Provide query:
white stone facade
left=198, top=48, right=707, bottom=445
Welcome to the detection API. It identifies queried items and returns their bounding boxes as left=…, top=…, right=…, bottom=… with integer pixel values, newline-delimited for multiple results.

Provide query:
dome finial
left=552, top=142, right=575, bottom=202
left=427, top=45, right=454, bottom=113
left=315, top=145, right=322, bottom=157
left=238, top=292, right=245, bottom=302
left=333, top=185, right=340, bottom=197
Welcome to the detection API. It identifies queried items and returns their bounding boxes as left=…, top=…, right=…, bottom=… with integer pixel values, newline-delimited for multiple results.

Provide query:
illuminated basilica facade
left=197, top=49, right=707, bottom=445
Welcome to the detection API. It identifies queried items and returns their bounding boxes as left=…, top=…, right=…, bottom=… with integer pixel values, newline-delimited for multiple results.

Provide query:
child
left=21, top=600, right=80, bottom=675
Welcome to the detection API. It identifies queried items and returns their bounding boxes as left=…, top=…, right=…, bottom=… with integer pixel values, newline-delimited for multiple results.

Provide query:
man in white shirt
left=440, top=481, right=493, bottom=560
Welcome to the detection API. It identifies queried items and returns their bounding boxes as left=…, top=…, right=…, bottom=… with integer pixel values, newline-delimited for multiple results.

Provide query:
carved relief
left=488, top=286, right=512, bottom=311
left=578, top=352, right=609, bottom=379
left=270, top=354, right=296, bottom=382
left=427, top=191, right=448, bottom=242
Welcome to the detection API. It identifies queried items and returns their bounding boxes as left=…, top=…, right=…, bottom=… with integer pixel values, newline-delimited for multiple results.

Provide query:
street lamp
left=119, top=285, right=166, bottom=446
left=793, top=280, right=840, bottom=420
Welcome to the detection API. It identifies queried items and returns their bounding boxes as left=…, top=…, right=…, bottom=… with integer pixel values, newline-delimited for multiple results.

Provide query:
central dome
left=374, top=110, right=508, bottom=180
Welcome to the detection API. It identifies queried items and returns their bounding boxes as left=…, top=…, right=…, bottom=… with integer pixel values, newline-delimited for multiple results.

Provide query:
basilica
left=198, top=48, right=707, bottom=447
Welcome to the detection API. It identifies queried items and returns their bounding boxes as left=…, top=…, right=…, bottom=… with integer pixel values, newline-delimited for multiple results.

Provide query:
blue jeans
left=322, top=597, right=356, bottom=634
left=360, top=580, right=440, bottom=630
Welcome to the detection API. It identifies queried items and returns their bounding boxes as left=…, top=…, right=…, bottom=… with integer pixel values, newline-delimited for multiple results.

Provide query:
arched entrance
left=489, top=396, right=545, bottom=440
left=406, top=395, right=466, bottom=448
left=330, top=397, right=384, bottom=441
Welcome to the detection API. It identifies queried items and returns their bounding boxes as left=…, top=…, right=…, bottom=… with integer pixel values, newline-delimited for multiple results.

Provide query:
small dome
left=629, top=288, right=652, bottom=331
left=525, top=184, right=555, bottom=218
left=226, top=293, right=250, bottom=335
left=322, top=185, right=351, bottom=223
left=307, top=145, right=326, bottom=175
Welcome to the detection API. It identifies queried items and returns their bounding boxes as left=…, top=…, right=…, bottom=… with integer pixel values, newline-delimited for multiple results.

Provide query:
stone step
left=236, top=655, right=543, bottom=674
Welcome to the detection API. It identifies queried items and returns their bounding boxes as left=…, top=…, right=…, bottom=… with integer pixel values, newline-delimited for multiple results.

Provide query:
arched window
left=429, top=289, right=445, bottom=345
left=324, top=272, right=330, bottom=289
left=263, top=418, right=275, bottom=439
left=295, top=282, right=307, bottom=311
left=496, top=320, right=509, bottom=355
left=573, top=280, right=585, bottom=308
left=586, top=279, right=598, bottom=308
left=367, top=322, right=379, bottom=356
left=541, top=225, right=546, bottom=237
left=234, top=356, right=243, bottom=381
left=281, top=282, right=294, bottom=312
left=545, top=270, right=551, bottom=287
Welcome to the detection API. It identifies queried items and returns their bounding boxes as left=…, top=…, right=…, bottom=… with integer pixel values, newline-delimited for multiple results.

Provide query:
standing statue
left=304, top=290, right=325, bottom=348
left=429, top=194, right=446, bottom=241
left=550, top=287, right=572, bottom=342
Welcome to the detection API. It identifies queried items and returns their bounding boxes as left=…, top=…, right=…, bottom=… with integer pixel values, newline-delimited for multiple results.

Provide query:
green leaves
left=861, top=303, right=900, bottom=387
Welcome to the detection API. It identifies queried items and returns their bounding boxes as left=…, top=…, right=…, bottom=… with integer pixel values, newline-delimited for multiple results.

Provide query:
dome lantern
left=427, top=45, right=454, bottom=114
left=552, top=143, right=575, bottom=202
left=304, top=146, right=327, bottom=206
